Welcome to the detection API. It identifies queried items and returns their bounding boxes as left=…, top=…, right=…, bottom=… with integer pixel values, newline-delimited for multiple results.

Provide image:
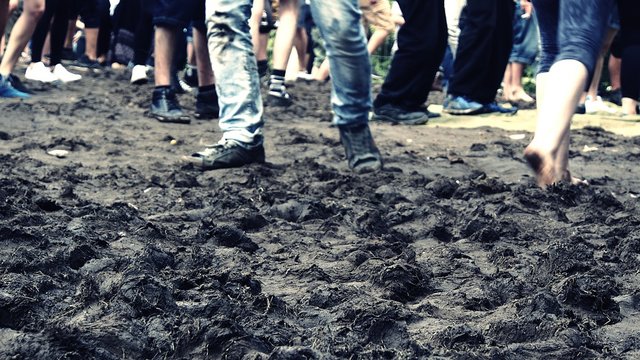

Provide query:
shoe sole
left=131, top=78, right=148, bottom=85
left=267, top=95, right=293, bottom=107
left=442, top=107, right=484, bottom=115
left=194, top=112, right=219, bottom=120
left=181, top=154, right=265, bottom=170
left=147, top=112, right=191, bottom=124
left=372, top=113, right=429, bottom=125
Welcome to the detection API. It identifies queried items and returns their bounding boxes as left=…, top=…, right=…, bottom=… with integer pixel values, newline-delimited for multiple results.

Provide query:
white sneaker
left=25, top=62, right=58, bottom=83
left=52, top=64, right=81, bottom=83
left=585, top=95, right=618, bottom=114
left=130, top=65, right=148, bottom=85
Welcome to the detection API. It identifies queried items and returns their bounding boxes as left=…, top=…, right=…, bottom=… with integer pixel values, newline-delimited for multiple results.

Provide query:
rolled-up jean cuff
left=509, top=55, right=536, bottom=65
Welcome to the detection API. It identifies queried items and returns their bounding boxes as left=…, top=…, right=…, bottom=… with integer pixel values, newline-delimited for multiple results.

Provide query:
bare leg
left=367, top=29, right=389, bottom=54
left=622, top=98, right=638, bottom=115
left=293, top=27, right=308, bottom=72
left=502, top=63, right=512, bottom=101
left=0, top=0, right=45, bottom=76
left=64, top=19, right=75, bottom=49
left=314, top=58, right=330, bottom=82
left=84, top=28, right=99, bottom=60
left=192, top=27, right=214, bottom=87
left=250, top=0, right=264, bottom=57
left=154, top=26, right=176, bottom=87
left=510, top=62, right=534, bottom=102
left=608, top=55, right=621, bottom=90
left=587, top=28, right=618, bottom=99
left=271, top=0, right=298, bottom=72
left=525, top=60, right=588, bottom=187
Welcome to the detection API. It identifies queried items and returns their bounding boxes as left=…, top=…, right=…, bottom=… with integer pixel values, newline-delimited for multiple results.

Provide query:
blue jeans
left=509, top=2, right=539, bottom=65
left=205, top=0, right=263, bottom=144
left=206, top=0, right=370, bottom=144
left=309, top=0, right=371, bottom=126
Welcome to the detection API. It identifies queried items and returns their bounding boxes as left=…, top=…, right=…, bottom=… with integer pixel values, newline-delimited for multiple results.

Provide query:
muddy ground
left=1, top=68, right=640, bottom=359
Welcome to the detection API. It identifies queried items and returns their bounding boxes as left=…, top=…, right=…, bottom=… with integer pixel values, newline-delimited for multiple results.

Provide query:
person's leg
left=373, top=0, right=447, bottom=114
left=29, top=0, right=54, bottom=64
left=49, top=0, right=80, bottom=81
left=185, top=0, right=267, bottom=170
left=309, top=0, right=382, bottom=172
left=293, top=26, right=308, bottom=72
left=583, top=27, right=618, bottom=113
left=0, top=0, right=9, bottom=53
left=192, top=17, right=220, bottom=119
left=0, top=0, right=45, bottom=76
left=525, top=0, right=610, bottom=187
left=131, top=0, right=153, bottom=83
left=620, top=45, right=640, bottom=115
left=154, top=27, right=176, bottom=88
left=267, top=0, right=298, bottom=106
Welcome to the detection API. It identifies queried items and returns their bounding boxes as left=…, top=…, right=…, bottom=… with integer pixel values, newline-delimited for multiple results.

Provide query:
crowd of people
left=0, top=0, right=639, bottom=187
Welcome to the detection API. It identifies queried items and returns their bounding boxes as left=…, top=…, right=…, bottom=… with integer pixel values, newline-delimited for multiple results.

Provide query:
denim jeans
left=509, top=2, right=539, bottom=65
left=206, top=0, right=370, bottom=144
left=309, top=0, right=371, bottom=127
left=205, top=0, right=264, bottom=145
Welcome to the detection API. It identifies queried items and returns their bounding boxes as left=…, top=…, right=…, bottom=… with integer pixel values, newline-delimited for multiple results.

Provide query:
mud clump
left=1, top=72, right=639, bottom=358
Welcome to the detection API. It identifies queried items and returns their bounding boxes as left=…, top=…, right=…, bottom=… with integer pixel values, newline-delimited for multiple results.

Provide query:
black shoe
left=575, top=103, right=586, bottom=114
left=195, top=87, right=220, bottom=120
left=372, top=104, right=430, bottom=125
left=72, top=54, right=101, bottom=70
left=267, top=92, right=293, bottom=107
left=149, top=87, right=191, bottom=124
left=8, top=74, right=34, bottom=95
left=184, top=138, right=266, bottom=170
left=339, top=123, right=383, bottom=174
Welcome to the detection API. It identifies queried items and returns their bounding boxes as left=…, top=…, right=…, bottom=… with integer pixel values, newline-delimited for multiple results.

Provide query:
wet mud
left=1, top=69, right=640, bottom=359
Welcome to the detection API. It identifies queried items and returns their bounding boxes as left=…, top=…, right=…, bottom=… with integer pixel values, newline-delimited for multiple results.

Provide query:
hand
left=520, top=0, right=533, bottom=19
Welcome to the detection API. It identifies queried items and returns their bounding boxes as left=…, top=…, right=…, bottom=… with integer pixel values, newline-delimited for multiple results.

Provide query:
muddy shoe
left=339, top=123, right=383, bottom=174
left=373, top=104, right=430, bottom=125
left=150, top=87, right=191, bottom=124
left=194, top=87, right=220, bottom=120
left=184, top=139, right=265, bottom=170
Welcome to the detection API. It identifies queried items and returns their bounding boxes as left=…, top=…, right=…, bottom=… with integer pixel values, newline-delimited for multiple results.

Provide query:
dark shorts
left=74, top=0, right=110, bottom=28
left=153, top=0, right=206, bottom=32
left=533, top=0, right=612, bottom=75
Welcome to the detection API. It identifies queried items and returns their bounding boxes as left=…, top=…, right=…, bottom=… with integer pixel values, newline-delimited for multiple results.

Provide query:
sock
left=269, top=69, right=288, bottom=98
left=155, top=85, right=171, bottom=91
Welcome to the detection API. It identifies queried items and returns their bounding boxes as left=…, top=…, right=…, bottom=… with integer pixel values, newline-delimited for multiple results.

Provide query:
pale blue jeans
left=205, top=0, right=371, bottom=145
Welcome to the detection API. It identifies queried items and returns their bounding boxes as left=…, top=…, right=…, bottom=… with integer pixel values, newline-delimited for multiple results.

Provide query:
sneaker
left=373, top=104, right=430, bottom=125
left=585, top=95, right=617, bottom=114
left=575, top=103, right=586, bottom=114
left=52, top=64, right=81, bottom=83
left=72, top=54, right=101, bottom=71
left=267, top=74, right=293, bottom=107
left=443, top=95, right=484, bottom=115
left=479, top=102, right=518, bottom=115
left=184, top=138, right=266, bottom=170
left=195, top=87, right=220, bottom=119
left=149, top=87, right=191, bottom=124
left=8, top=74, right=34, bottom=95
left=130, top=65, right=148, bottom=85
left=339, top=123, right=383, bottom=174
left=267, top=92, right=293, bottom=107
left=0, top=75, right=31, bottom=98
left=25, top=62, right=58, bottom=83
left=602, top=88, right=622, bottom=106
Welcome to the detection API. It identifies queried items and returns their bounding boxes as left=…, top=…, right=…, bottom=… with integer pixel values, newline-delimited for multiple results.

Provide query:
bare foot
left=524, top=147, right=557, bottom=188
left=562, top=170, right=589, bottom=186
left=509, top=90, right=535, bottom=103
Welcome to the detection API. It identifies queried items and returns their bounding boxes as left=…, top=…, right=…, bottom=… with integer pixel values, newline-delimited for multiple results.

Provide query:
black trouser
left=134, top=0, right=154, bottom=65
left=618, top=0, right=640, bottom=100
left=373, top=0, right=447, bottom=111
left=31, top=0, right=71, bottom=65
left=448, top=0, right=514, bottom=104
